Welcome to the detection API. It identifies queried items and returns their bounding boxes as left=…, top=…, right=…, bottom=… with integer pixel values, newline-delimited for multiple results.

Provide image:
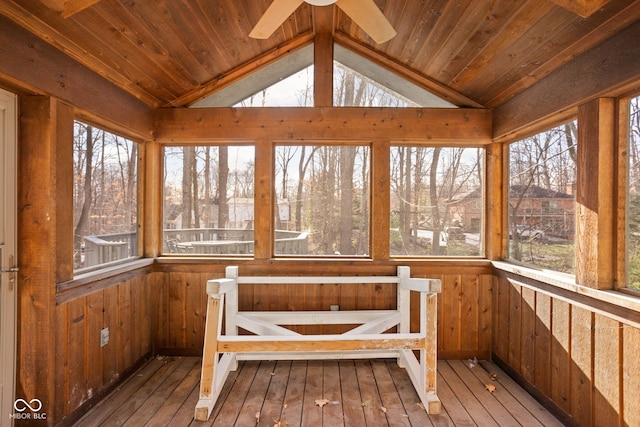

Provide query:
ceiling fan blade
left=250, top=0, right=305, bottom=39
left=335, top=0, right=396, bottom=44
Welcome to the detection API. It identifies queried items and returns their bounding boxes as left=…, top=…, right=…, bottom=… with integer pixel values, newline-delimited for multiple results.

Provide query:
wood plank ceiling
left=1, top=0, right=639, bottom=109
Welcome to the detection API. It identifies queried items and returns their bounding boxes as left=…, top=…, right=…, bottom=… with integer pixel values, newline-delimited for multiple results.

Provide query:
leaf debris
left=485, top=384, right=497, bottom=393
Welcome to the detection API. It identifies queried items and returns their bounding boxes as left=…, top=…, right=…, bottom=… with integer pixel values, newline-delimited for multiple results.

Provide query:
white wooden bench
left=195, top=266, right=442, bottom=421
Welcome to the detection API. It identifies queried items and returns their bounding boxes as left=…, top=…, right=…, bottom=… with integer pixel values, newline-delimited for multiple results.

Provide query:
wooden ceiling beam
left=154, top=107, right=492, bottom=144
left=0, top=0, right=160, bottom=107
left=549, top=0, right=612, bottom=17
left=493, top=19, right=640, bottom=143
left=313, top=5, right=335, bottom=107
left=0, top=15, right=153, bottom=139
left=38, top=0, right=102, bottom=18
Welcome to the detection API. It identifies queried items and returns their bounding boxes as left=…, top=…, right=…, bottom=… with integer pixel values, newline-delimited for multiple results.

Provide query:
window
left=274, top=144, right=370, bottom=256
left=73, top=121, right=138, bottom=272
left=508, top=121, right=577, bottom=273
left=163, top=145, right=255, bottom=255
left=627, top=95, right=640, bottom=290
left=333, top=62, right=419, bottom=107
left=390, top=146, right=483, bottom=256
left=235, top=66, right=314, bottom=107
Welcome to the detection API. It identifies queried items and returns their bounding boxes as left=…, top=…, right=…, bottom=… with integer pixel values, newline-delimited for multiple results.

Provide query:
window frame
left=621, top=92, right=640, bottom=294
left=388, top=144, right=486, bottom=258
left=72, top=119, right=141, bottom=275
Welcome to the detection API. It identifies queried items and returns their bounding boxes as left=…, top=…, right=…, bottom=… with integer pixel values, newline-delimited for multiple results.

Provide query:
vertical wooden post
left=195, top=293, right=224, bottom=421
left=313, top=5, right=334, bottom=107
left=372, top=140, right=390, bottom=260
left=424, top=292, right=440, bottom=413
left=486, top=142, right=506, bottom=260
left=576, top=98, right=616, bottom=289
left=143, top=140, right=162, bottom=257
left=18, top=96, right=73, bottom=425
left=254, top=139, right=272, bottom=259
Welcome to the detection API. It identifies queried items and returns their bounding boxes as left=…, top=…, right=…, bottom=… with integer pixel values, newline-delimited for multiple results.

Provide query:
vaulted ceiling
left=1, top=0, right=639, bottom=110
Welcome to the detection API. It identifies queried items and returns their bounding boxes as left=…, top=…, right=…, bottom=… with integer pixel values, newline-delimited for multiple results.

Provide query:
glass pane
left=508, top=122, right=577, bottom=273
left=627, top=95, right=640, bottom=290
left=275, top=145, right=370, bottom=256
left=234, top=66, right=313, bottom=107
left=73, top=121, right=138, bottom=271
left=334, top=62, right=419, bottom=107
left=163, top=146, right=255, bottom=255
left=390, top=147, right=483, bottom=256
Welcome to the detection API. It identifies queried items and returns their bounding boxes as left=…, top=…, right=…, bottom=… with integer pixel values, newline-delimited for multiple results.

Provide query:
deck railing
left=164, top=229, right=308, bottom=255
left=81, top=229, right=309, bottom=267
left=83, top=232, right=138, bottom=268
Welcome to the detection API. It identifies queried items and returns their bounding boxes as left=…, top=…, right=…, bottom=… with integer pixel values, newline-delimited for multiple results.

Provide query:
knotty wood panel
left=154, top=265, right=493, bottom=360
left=54, top=274, right=156, bottom=425
left=493, top=275, right=640, bottom=426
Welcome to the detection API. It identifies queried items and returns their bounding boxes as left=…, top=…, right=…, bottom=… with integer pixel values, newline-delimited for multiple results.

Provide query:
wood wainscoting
left=153, top=261, right=494, bottom=361
left=53, top=270, right=159, bottom=425
left=492, top=270, right=640, bottom=427
left=51, top=261, right=493, bottom=425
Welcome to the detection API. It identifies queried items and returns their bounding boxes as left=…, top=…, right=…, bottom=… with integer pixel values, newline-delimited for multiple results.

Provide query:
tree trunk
left=218, top=146, right=229, bottom=228
left=74, top=124, right=94, bottom=266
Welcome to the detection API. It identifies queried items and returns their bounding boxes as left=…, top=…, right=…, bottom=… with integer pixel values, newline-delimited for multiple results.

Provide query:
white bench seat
left=195, top=266, right=442, bottom=421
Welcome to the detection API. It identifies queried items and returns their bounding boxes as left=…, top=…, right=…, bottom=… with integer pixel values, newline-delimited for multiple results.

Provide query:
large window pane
left=390, top=147, right=483, bottom=256
left=627, top=95, right=640, bottom=290
left=163, top=146, right=255, bottom=255
left=73, top=121, right=138, bottom=271
left=275, top=145, right=370, bottom=256
left=508, top=122, right=577, bottom=273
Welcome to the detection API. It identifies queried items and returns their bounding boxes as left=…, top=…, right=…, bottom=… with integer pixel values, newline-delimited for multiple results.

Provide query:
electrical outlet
left=330, top=305, right=340, bottom=311
left=100, top=327, right=109, bottom=347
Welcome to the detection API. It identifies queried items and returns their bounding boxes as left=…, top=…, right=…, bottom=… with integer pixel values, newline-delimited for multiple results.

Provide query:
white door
left=0, top=88, right=17, bottom=426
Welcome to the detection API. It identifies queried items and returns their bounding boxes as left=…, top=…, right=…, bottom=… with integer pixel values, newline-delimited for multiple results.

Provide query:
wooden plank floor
left=73, top=356, right=564, bottom=427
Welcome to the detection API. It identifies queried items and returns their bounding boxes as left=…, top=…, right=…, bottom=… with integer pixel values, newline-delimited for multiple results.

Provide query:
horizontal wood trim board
left=153, top=258, right=494, bottom=276
left=0, top=15, right=154, bottom=140
left=153, top=107, right=492, bottom=143
left=496, top=271, right=640, bottom=329
left=217, top=335, right=425, bottom=352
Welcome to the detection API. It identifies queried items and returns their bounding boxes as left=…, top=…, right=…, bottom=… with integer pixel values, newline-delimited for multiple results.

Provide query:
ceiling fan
left=249, top=0, right=397, bottom=44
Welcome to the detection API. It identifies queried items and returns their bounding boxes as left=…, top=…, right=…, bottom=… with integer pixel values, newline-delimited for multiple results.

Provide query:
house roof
left=1, top=0, right=639, bottom=111
left=454, top=184, right=573, bottom=202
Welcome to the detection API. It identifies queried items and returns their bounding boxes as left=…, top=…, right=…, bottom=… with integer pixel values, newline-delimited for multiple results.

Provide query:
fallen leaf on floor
left=361, top=400, right=370, bottom=407
left=417, top=402, right=425, bottom=410
left=283, top=403, right=288, bottom=409
left=485, top=384, right=497, bottom=393
left=271, top=372, right=276, bottom=376
left=490, top=373, right=498, bottom=381
left=273, top=419, right=287, bottom=427
left=315, top=399, right=330, bottom=407
left=380, top=406, right=387, bottom=413
left=402, top=414, right=409, bottom=417
left=467, top=356, right=479, bottom=368
left=255, top=411, right=260, bottom=422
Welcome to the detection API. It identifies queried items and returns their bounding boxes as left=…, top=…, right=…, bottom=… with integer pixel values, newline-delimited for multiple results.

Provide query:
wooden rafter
left=38, top=0, right=101, bottom=18
left=171, top=33, right=315, bottom=107
left=549, top=0, right=612, bottom=17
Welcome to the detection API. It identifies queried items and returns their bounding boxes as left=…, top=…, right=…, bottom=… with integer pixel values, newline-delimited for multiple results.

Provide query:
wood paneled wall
left=153, top=262, right=494, bottom=360
left=493, top=273, right=640, bottom=427
left=51, top=262, right=492, bottom=424
left=53, top=272, right=157, bottom=425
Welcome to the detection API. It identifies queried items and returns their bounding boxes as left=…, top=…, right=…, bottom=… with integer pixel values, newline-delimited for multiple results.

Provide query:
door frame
left=0, top=88, right=17, bottom=426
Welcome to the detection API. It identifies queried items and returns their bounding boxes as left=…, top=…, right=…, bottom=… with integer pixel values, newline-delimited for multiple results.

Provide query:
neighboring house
left=450, top=185, right=575, bottom=238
